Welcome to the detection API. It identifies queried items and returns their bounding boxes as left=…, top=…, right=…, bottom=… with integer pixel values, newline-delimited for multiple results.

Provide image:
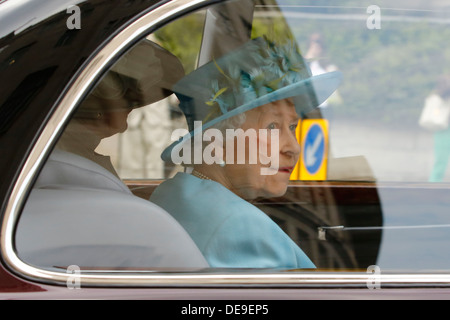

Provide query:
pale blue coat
left=150, top=172, right=315, bottom=269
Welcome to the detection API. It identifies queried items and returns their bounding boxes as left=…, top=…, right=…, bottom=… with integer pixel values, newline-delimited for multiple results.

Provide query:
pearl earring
left=218, top=159, right=226, bottom=167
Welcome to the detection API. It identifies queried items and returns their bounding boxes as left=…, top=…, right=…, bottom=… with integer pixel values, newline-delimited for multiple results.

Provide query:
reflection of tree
left=256, top=182, right=383, bottom=269
left=290, top=14, right=450, bottom=125
left=154, top=12, right=206, bottom=74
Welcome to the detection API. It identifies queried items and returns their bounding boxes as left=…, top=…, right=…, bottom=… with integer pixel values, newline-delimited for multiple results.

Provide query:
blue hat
left=161, top=37, right=342, bottom=162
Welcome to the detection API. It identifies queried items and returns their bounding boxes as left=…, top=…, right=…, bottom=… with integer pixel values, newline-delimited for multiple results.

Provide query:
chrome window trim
left=2, top=0, right=450, bottom=289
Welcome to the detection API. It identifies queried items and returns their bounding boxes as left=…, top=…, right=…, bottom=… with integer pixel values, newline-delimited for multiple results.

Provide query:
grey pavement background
left=327, top=117, right=448, bottom=183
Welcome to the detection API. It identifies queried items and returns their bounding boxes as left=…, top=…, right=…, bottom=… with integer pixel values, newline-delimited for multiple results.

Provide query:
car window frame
left=2, top=0, right=450, bottom=289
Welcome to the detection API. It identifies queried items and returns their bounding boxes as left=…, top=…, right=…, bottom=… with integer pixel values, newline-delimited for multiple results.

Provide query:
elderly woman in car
left=150, top=37, right=342, bottom=269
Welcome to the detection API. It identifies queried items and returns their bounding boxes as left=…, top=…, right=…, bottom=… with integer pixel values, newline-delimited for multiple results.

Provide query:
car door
left=3, top=0, right=450, bottom=300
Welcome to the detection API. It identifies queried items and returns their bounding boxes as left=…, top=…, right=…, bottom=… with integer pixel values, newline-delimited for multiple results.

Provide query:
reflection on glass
left=21, top=0, right=450, bottom=273
left=419, top=75, right=450, bottom=182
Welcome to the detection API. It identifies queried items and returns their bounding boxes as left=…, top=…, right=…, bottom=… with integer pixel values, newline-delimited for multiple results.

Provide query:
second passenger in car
left=57, top=40, right=184, bottom=178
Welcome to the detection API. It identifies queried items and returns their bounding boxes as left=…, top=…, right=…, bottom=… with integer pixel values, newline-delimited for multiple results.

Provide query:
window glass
left=15, top=0, right=450, bottom=276
left=98, top=0, right=450, bottom=185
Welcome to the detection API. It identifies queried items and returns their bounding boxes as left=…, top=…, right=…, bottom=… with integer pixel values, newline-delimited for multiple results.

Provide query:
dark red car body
left=1, top=0, right=450, bottom=300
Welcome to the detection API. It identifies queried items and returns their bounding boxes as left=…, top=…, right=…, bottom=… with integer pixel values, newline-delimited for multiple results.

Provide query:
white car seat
left=15, top=149, right=208, bottom=269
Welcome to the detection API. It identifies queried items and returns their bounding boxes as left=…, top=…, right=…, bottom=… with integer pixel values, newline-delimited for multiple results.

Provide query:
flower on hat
left=203, top=36, right=309, bottom=123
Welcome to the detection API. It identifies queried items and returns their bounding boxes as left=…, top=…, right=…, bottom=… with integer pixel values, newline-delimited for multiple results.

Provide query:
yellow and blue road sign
left=291, top=119, right=329, bottom=181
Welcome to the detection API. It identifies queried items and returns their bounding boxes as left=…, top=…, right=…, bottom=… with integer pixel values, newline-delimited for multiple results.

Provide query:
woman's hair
left=182, top=112, right=247, bottom=167
left=209, top=112, right=247, bottom=136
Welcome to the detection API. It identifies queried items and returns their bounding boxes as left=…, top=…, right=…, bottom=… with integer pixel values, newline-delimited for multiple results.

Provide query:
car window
left=14, top=0, right=450, bottom=280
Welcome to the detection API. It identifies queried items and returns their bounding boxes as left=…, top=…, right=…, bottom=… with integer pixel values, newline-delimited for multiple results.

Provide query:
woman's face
left=102, top=109, right=132, bottom=137
left=223, top=98, right=301, bottom=200
left=95, top=97, right=133, bottom=138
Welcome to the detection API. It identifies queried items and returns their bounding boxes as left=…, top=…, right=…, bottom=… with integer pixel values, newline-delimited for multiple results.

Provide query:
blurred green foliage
left=300, top=20, right=450, bottom=125
left=154, top=12, right=205, bottom=74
